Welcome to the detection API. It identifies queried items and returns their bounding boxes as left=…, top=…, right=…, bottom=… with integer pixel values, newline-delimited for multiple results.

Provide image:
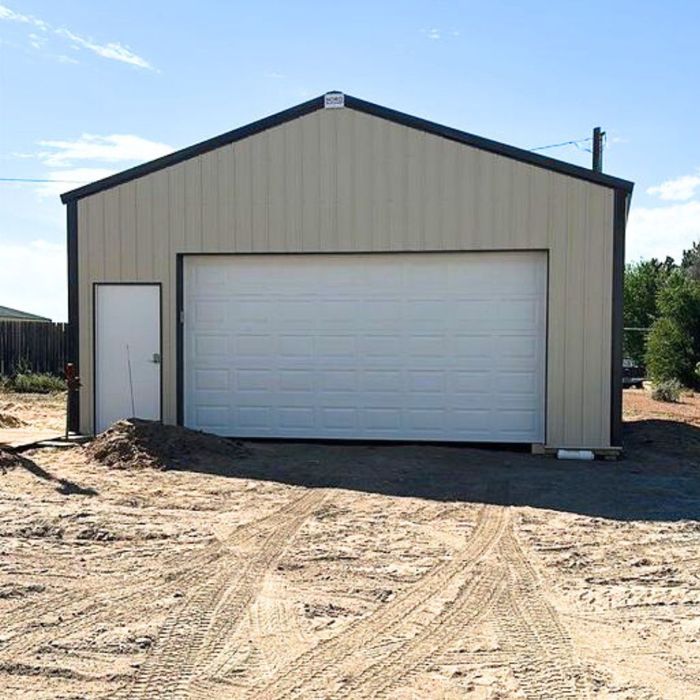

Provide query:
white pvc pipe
left=557, top=449, right=595, bottom=461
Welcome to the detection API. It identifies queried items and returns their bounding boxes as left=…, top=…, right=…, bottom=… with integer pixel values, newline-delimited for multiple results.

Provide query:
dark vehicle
left=622, top=359, right=645, bottom=389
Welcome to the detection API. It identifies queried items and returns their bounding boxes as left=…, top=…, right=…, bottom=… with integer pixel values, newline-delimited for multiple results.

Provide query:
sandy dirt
left=0, top=389, right=699, bottom=699
left=0, top=391, right=66, bottom=433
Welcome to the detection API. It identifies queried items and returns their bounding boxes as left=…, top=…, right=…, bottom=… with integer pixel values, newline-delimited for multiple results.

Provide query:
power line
left=0, top=177, right=88, bottom=184
left=531, top=136, right=593, bottom=153
left=1, top=136, right=608, bottom=182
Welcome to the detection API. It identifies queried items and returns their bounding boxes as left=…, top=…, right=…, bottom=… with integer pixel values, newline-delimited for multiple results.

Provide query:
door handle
left=151, top=353, right=161, bottom=364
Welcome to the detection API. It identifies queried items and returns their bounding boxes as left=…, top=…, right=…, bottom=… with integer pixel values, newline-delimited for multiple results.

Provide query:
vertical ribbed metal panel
left=77, top=107, right=615, bottom=447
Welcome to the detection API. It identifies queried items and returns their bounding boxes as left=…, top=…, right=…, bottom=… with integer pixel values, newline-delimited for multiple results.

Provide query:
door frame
left=93, top=282, right=163, bottom=433
left=176, top=251, right=550, bottom=443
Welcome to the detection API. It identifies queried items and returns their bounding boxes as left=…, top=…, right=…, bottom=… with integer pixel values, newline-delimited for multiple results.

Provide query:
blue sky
left=1, top=0, right=698, bottom=321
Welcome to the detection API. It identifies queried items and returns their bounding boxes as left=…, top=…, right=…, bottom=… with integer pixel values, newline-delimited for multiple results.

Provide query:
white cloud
left=627, top=200, right=700, bottom=262
left=0, top=3, right=155, bottom=70
left=55, top=28, right=154, bottom=70
left=38, top=134, right=173, bottom=167
left=0, top=239, right=66, bottom=321
left=647, top=172, right=700, bottom=201
left=28, top=31, right=44, bottom=49
left=35, top=168, right=116, bottom=198
left=9, top=132, right=173, bottom=198
left=0, top=4, right=49, bottom=30
left=422, top=28, right=460, bottom=40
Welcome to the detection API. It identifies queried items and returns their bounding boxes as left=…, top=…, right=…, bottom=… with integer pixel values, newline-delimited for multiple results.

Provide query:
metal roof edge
left=344, top=95, right=634, bottom=193
left=61, top=92, right=633, bottom=204
left=60, top=95, right=326, bottom=203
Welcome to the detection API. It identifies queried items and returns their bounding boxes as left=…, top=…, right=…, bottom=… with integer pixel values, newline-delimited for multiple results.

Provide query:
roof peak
left=61, top=92, right=633, bottom=204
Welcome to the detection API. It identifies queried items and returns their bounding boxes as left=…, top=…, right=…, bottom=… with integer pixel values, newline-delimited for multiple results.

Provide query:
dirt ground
left=0, top=388, right=699, bottom=699
left=0, top=391, right=65, bottom=432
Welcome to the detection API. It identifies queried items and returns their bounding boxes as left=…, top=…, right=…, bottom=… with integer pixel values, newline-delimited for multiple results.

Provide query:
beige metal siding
left=77, top=107, right=615, bottom=448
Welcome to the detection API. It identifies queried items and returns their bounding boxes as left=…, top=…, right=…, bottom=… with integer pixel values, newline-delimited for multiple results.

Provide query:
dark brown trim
left=61, top=96, right=325, bottom=203
left=66, top=201, right=80, bottom=433
left=92, top=283, right=163, bottom=433
left=61, top=93, right=633, bottom=204
left=344, top=96, right=633, bottom=193
left=543, top=249, right=550, bottom=446
left=176, top=255, right=184, bottom=426
left=610, top=190, right=627, bottom=447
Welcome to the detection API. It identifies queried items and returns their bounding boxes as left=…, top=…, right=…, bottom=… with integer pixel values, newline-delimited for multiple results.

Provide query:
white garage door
left=183, top=252, right=546, bottom=443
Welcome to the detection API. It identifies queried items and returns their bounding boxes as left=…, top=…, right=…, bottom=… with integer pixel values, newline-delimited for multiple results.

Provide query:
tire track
left=494, top=527, right=589, bottom=700
left=245, top=482, right=509, bottom=699
left=337, top=559, right=506, bottom=698
left=343, top=506, right=589, bottom=700
left=113, top=488, right=326, bottom=700
left=191, top=492, right=365, bottom=690
left=1, top=493, right=311, bottom=661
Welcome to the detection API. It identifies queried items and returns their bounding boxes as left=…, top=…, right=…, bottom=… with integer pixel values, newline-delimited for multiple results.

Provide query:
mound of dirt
left=85, top=418, right=251, bottom=471
left=0, top=412, right=26, bottom=428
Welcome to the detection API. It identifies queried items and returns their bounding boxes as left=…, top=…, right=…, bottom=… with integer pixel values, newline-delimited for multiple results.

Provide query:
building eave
left=61, top=92, right=634, bottom=204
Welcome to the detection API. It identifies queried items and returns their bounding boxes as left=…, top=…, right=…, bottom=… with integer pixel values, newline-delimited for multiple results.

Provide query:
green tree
left=623, top=257, right=674, bottom=364
left=645, top=270, right=700, bottom=387
left=657, top=270, right=700, bottom=360
left=681, top=240, right=700, bottom=281
left=646, top=317, right=694, bottom=385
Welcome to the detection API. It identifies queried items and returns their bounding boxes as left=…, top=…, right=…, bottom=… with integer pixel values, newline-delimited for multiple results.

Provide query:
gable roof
left=60, top=92, right=634, bottom=204
left=0, top=305, right=51, bottom=322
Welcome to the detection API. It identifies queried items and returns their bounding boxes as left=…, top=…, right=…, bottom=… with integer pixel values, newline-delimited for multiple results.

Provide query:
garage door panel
left=407, top=409, right=447, bottom=431
left=315, top=336, right=357, bottom=357
left=184, top=252, right=546, bottom=442
left=193, top=369, right=229, bottom=391
left=496, top=371, right=538, bottom=394
left=197, top=406, right=229, bottom=429
left=453, top=371, right=492, bottom=393
left=451, top=409, right=493, bottom=435
left=236, top=369, right=272, bottom=390
left=358, top=335, right=403, bottom=357
left=194, top=300, right=226, bottom=325
left=320, top=407, right=358, bottom=430
left=496, top=409, right=539, bottom=434
left=194, top=334, right=228, bottom=356
left=277, top=407, right=315, bottom=429
left=361, top=408, right=402, bottom=431
left=360, top=370, right=402, bottom=392
left=235, top=335, right=273, bottom=357
left=319, top=370, right=358, bottom=391
left=452, top=335, right=493, bottom=358
left=237, top=406, right=271, bottom=429
left=451, top=391, right=493, bottom=410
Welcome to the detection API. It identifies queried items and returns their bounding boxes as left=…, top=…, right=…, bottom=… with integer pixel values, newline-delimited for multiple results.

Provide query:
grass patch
left=3, top=372, right=66, bottom=394
left=650, top=379, right=683, bottom=403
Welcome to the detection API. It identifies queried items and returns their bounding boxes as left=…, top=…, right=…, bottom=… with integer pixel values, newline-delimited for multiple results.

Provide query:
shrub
left=651, top=379, right=683, bottom=403
left=8, top=372, right=66, bottom=394
left=656, top=271, right=700, bottom=379
left=623, top=258, right=674, bottom=365
left=645, top=317, right=694, bottom=385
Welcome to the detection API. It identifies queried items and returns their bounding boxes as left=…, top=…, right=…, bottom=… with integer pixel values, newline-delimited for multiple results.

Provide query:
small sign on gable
left=324, top=92, right=344, bottom=109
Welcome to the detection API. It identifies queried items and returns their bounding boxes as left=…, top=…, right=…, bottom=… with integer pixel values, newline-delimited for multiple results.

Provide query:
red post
left=64, top=363, right=81, bottom=440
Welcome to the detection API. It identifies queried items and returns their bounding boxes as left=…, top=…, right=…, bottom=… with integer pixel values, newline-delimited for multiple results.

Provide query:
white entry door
left=95, top=284, right=161, bottom=433
left=184, top=252, right=547, bottom=443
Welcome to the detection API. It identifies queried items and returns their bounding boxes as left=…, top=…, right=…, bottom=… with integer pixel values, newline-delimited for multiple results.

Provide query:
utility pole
left=592, top=126, right=605, bottom=172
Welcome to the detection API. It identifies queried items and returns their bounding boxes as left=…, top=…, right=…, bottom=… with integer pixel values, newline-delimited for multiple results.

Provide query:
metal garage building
left=61, top=92, right=633, bottom=451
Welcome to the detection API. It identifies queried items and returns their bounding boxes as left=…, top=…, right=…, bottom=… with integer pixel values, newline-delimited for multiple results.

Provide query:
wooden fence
left=0, top=321, right=67, bottom=376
